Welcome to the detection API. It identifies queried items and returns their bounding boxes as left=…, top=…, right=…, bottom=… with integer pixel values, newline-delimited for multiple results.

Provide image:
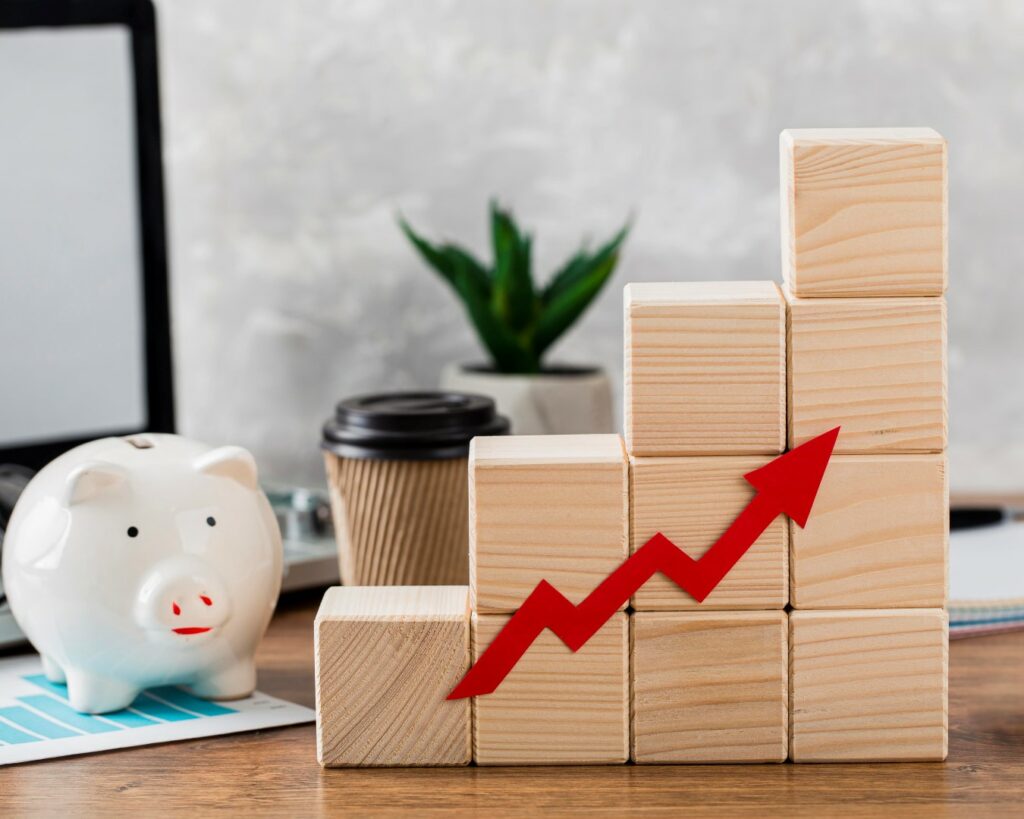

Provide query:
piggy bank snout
left=134, top=558, right=232, bottom=634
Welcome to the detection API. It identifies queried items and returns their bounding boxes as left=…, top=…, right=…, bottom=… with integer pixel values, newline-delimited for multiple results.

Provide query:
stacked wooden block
left=625, top=280, right=791, bottom=762
left=782, top=128, right=949, bottom=761
left=313, top=126, right=949, bottom=768
left=469, top=434, right=630, bottom=764
left=315, top=586, right=472, bottom=766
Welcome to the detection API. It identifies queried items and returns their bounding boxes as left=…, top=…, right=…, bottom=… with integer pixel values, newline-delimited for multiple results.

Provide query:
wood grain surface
left=631, top=612, right=787, bottom=763
left=314, top=586, right=470, bottom=767
left=630, top=456, right=788, bottom=610
left=470, top=434, right=628, bottom=613
left=787, top=293, right=947, bottom=453
left=472, top=612, right=628, bottom=766
left=624, top=281, right=786, bottom=456
left=790, top=609, right=948, bottom=763
left=791, top=454, right=948, bottom=609
left=780, top=127, right=947, bottom=298
left=2, top=589, right=1022, bottom=816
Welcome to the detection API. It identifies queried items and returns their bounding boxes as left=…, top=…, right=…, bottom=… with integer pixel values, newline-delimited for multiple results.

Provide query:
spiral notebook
left=950, top=515, right=1024, bottom=638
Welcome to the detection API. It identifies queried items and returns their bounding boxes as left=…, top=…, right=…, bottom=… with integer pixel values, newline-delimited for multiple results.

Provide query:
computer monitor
left=0, top=0, right=173, bottom=471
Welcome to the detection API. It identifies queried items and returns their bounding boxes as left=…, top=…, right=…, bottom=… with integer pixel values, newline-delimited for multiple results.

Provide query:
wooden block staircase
left=315, top=127, right=949, bottom=767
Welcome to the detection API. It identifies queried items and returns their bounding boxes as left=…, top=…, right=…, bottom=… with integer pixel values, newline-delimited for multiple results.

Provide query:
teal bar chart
left=0, top=655, right=314, bottom=766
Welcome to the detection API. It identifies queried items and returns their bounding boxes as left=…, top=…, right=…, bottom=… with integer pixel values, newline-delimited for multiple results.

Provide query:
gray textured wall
left=158, top=0, right=1024, bottom=488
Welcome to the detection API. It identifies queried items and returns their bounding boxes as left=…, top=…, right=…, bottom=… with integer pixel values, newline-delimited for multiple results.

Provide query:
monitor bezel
left=0, top=0, right=175, bottom=470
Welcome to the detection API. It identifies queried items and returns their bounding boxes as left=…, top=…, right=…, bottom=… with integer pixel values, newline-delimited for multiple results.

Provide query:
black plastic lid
left=321, top=391, right=510, bottom=461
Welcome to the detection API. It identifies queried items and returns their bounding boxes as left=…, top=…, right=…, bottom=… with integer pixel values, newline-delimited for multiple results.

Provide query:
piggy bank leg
left=65, top=669, right=141, bottom=714
left=185, top=660, right=256, bottom=701
left=41, top=655, right=66, bottom=684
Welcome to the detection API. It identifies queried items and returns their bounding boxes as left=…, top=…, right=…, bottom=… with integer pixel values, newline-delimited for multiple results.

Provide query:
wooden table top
left=2, top=588, right=1022, bottom=816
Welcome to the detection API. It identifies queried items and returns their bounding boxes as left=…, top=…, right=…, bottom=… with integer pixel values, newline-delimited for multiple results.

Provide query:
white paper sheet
left=950, top=519, right=1024, bottom=605
left=0, top=654, right=314, bottom=766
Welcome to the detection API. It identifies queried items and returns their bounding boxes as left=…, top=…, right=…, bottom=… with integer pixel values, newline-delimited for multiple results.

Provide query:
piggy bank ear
left=64, top=461, right=128, bottom=505
left=194, top=446, right=259, bottom=489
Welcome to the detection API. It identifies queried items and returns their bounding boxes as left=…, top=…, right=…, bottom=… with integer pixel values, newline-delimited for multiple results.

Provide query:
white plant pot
left=440, top=363, right=615, bottom=436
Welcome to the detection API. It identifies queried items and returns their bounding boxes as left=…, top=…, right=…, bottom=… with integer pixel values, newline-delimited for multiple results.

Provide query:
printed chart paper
left=0, top=655, right=314, bottom=766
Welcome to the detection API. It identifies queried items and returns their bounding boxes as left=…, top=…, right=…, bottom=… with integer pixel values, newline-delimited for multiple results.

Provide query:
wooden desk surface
left=2, top=589, right=1022, bottom=816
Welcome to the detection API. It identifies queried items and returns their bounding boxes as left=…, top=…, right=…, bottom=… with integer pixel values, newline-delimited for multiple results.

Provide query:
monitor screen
left=0, top=24, right=147, bottom=449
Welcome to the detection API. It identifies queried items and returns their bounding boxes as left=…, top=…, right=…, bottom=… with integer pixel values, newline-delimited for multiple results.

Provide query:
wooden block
left=315, top=586, right=471, bottom=767
left=473, top=612, right=628, bottom=765
left=790, top=609, right=948, bottom=762
left=631, top=611, right=788, bottom=763
left=470, top=434, right=627, bottom=613
left=624, top=281, right=786, bottom=456
left=781, top=128, right=947, bottom=297
left=787, top=292, right=947, bottom=453
left=630, top=456, right=787, bottom=610
left=792, top=454, right=948, bottom=609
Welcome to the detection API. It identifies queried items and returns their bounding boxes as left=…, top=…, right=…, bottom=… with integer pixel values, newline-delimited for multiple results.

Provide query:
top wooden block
left=470, top=434, right=628, bottom=613
left=624, top=281, right=786, bottom=456
left=316, top=585, right=470, bottom=621
left=781, top=127, right=947, bottom=297
left=469, top=433, right=625, bottom=466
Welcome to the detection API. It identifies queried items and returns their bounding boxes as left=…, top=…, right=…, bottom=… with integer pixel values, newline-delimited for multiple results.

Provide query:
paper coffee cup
left=321, top=392, right=509, bottom=586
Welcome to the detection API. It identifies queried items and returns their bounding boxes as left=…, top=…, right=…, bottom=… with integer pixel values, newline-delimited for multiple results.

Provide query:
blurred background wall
left=157, top=0, right=1024, bottom=487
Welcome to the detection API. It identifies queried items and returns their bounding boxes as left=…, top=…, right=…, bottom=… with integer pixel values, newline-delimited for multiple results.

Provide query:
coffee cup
left=321, top=391, right=509, bottom=586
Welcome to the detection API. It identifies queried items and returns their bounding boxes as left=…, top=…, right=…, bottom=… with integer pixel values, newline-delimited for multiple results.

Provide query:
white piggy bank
left=1, top=434, right=282, bottom=713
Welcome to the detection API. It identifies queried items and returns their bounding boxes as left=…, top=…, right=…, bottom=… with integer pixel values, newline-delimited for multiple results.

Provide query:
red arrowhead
left=744, top=427, right=840, bottom=528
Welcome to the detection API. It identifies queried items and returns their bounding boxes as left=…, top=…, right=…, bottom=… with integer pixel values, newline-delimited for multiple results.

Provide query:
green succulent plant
left=399, top=202, right=629, bottom=374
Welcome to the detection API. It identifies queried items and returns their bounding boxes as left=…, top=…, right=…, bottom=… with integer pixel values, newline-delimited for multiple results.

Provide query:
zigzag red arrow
left=448, top=426, right=840, bottom=700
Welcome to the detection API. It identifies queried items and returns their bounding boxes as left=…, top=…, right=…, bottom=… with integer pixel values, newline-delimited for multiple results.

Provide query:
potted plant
left=399, top=202, right=630, bottom=435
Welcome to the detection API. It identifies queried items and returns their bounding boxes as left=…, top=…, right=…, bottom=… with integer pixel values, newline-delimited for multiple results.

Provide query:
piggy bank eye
left=127, top=526, right=139, bottom=538
left=206, top=516, right=216, bottom=527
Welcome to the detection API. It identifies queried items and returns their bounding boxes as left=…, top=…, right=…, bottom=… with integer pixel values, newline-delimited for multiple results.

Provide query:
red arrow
left=448, top=426, right=840, bottom=700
